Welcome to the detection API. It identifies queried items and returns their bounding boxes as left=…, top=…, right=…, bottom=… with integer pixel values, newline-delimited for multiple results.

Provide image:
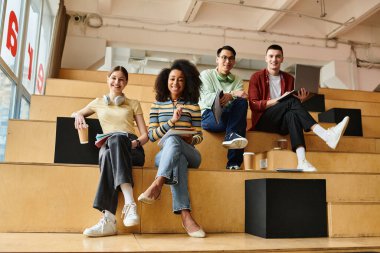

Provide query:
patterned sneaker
left=83, top=214, right=117, bottom=237
left=297, top=159, right=317, bottom=172
left=326, top=116, right=350, bottom=149
left=222, top=132, right=248, bottom=149
left=122, top=203, right=140, bottom=227
left=226, top=165, right=241, bottom=170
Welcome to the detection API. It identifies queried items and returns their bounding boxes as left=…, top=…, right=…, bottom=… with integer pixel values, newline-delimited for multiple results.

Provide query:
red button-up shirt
left=248, top=69, right=294, bottom=130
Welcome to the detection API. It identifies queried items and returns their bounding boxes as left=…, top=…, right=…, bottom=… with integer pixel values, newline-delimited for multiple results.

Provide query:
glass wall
left=0, top=1, right=4, bottom=35
left=0, top=0, right=56, bottom=161
left=0, top=0, right=24, bottom=76
left=19, top=96, right=29, bottom=119
left=22, top=0, right=41, bottom=94
left=35, top=0, right=53, bottom=95
left=0, top=67, right=15, bottom=161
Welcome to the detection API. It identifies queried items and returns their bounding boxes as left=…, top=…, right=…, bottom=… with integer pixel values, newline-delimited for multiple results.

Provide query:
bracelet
left=168, top=119, right=174, bottom=125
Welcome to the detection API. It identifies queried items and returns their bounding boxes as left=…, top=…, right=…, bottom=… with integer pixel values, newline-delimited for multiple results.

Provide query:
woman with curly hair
left=138, top=59, right=206, bottom=238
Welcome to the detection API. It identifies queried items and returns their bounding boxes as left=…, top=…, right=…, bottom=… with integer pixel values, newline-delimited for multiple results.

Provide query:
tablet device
left=276, top=168, right=304, bottom=172
left=211, top=90, right=224, bottom=124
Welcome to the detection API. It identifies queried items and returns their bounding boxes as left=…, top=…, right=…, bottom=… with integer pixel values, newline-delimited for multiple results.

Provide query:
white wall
left=358, top=68, right=380, bottom=91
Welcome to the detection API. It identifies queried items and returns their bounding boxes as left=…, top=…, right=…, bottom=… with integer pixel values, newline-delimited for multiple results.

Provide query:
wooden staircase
left=1, top=68, right=380, bottom=252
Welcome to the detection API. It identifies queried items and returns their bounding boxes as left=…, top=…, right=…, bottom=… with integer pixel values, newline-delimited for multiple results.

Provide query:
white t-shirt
left=269, top=74, right=281, bottom=99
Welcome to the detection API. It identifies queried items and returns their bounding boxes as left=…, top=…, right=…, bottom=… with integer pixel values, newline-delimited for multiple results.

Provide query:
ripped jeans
left=155, top=135, right=201, bottom=214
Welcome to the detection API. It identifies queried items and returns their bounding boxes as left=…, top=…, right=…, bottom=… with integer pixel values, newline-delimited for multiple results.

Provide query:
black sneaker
left=222, top=132, right=248, bottom=149
left=226, top=165, right=241, bottom=170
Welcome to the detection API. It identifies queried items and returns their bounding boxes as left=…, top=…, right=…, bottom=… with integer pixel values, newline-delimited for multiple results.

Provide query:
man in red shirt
left=248, top=44, right=349, bottom=171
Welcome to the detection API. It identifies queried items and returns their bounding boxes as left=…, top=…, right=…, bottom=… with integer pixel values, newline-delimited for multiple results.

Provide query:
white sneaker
left=297, top=159, right=317, bottom=172
left=83, top=214, right=117, bottom=237
left=122, top=203, right=140, bottom=227
left=222, top=132, right=248, bottom=149
left=326, top=116, right=350, bottom=149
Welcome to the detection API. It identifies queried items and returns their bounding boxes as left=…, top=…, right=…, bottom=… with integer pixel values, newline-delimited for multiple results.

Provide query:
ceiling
left=63, top=0, right=380, bottom=74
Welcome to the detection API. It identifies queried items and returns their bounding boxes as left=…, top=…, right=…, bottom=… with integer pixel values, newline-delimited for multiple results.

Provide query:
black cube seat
left=245, top=178, right=327, bottom=238
left=318, top=108, right=363, bottom=136
left=54, top=117, right=103, bottom=165
left=302, top=94, right=325, bottom=112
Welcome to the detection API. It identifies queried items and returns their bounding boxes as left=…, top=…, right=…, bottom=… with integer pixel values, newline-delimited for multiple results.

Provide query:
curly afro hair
left=154, top=59, right=201, bottom=103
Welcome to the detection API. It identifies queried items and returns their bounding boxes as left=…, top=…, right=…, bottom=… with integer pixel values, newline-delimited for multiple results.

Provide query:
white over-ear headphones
left=103, top=94, right=126, bottom=106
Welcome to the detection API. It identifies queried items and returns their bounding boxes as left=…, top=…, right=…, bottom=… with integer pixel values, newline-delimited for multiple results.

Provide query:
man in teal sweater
left=199, top=45, right=248, bottom=170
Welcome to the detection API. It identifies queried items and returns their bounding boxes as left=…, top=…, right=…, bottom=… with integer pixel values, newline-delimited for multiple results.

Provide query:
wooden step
left=47, top=79, right=380, bottom=118
left=28, top=95, right=380, bottom=137
left=2, top=233, right=380, bottom=253
left=1, top=162, right=380, bottom=236
left=59, top=68, right=156, bottom=86
left=362, top=116, right=380, bottom=138
left=46, top=78, right=156, bottom=102
left=0, top=162, right=141, bottom=233
left=261, top=149, right=380, bottom=173
left=245, top=83, right=380, bottom=116
left=29, top=95, right=380, bottom=138
left=59, top=69, right=380, bottom=103
left=29, top=95, right=152, bottom=124
left=325, top=99, right=380, bottom=117
left=319, top=88, right=380, bottom=103
left=5, top=120, right=57, bottom=163
left=6, top=120, right=380, bottom=172
left=4, top=120, right=158, bottom=167
left=328, top=202, right=380, bottom=237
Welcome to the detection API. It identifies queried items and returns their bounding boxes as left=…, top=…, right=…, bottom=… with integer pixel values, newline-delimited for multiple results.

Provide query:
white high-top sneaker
left=122, top=203, right=140, bottom=227
left=83, top=214, right=117, bottom=237
left=326, top=116, right=350, bottom=149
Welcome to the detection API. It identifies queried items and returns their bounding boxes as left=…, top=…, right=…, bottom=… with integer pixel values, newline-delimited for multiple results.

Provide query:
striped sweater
left=148, top=100, right=203, bottom=145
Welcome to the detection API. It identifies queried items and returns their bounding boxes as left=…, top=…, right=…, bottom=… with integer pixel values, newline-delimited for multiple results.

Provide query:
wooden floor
left=1, top=233, right=380, bottom=253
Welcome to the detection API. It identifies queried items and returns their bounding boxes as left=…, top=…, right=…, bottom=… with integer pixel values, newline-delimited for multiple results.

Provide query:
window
left=0, top=0, right=4, bottom=38
left=22, top=0, right=41, bottom=94
left=0, top=0, right=24, bottom=75
left=0, top=0, right=4, bottom=36
left=34, top=1, right=53, bottom=95
left=0, top=67, right=16, bottom=160
left=19, top=96, right=30, bottom=120
left=0, top=0, right=56, bottom=161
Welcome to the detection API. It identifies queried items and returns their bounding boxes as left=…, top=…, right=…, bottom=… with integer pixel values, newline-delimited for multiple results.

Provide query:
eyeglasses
left=219, top=55, right=235, bottom=62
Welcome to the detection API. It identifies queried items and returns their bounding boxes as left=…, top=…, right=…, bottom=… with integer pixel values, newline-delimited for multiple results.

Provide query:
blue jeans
left=201, top=98, right=248, bottom=167
left=155, top=135, right=201, bottom=214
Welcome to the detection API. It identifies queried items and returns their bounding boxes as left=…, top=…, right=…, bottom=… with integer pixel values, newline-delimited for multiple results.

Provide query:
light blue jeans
left=155, top=135, right=201, bottom=214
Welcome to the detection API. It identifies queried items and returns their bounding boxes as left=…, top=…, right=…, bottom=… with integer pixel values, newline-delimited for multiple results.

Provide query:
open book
left=157, top=128, right=198, bottom=148
left=95, top=132, right=128, bottom=148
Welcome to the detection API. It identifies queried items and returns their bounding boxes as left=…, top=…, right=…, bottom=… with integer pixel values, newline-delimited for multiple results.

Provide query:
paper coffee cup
left=77, top=127, right=89, bottom=144
left=277, top=138, right=288, bottom=150
left=243, top=152, right=255, bottom=170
